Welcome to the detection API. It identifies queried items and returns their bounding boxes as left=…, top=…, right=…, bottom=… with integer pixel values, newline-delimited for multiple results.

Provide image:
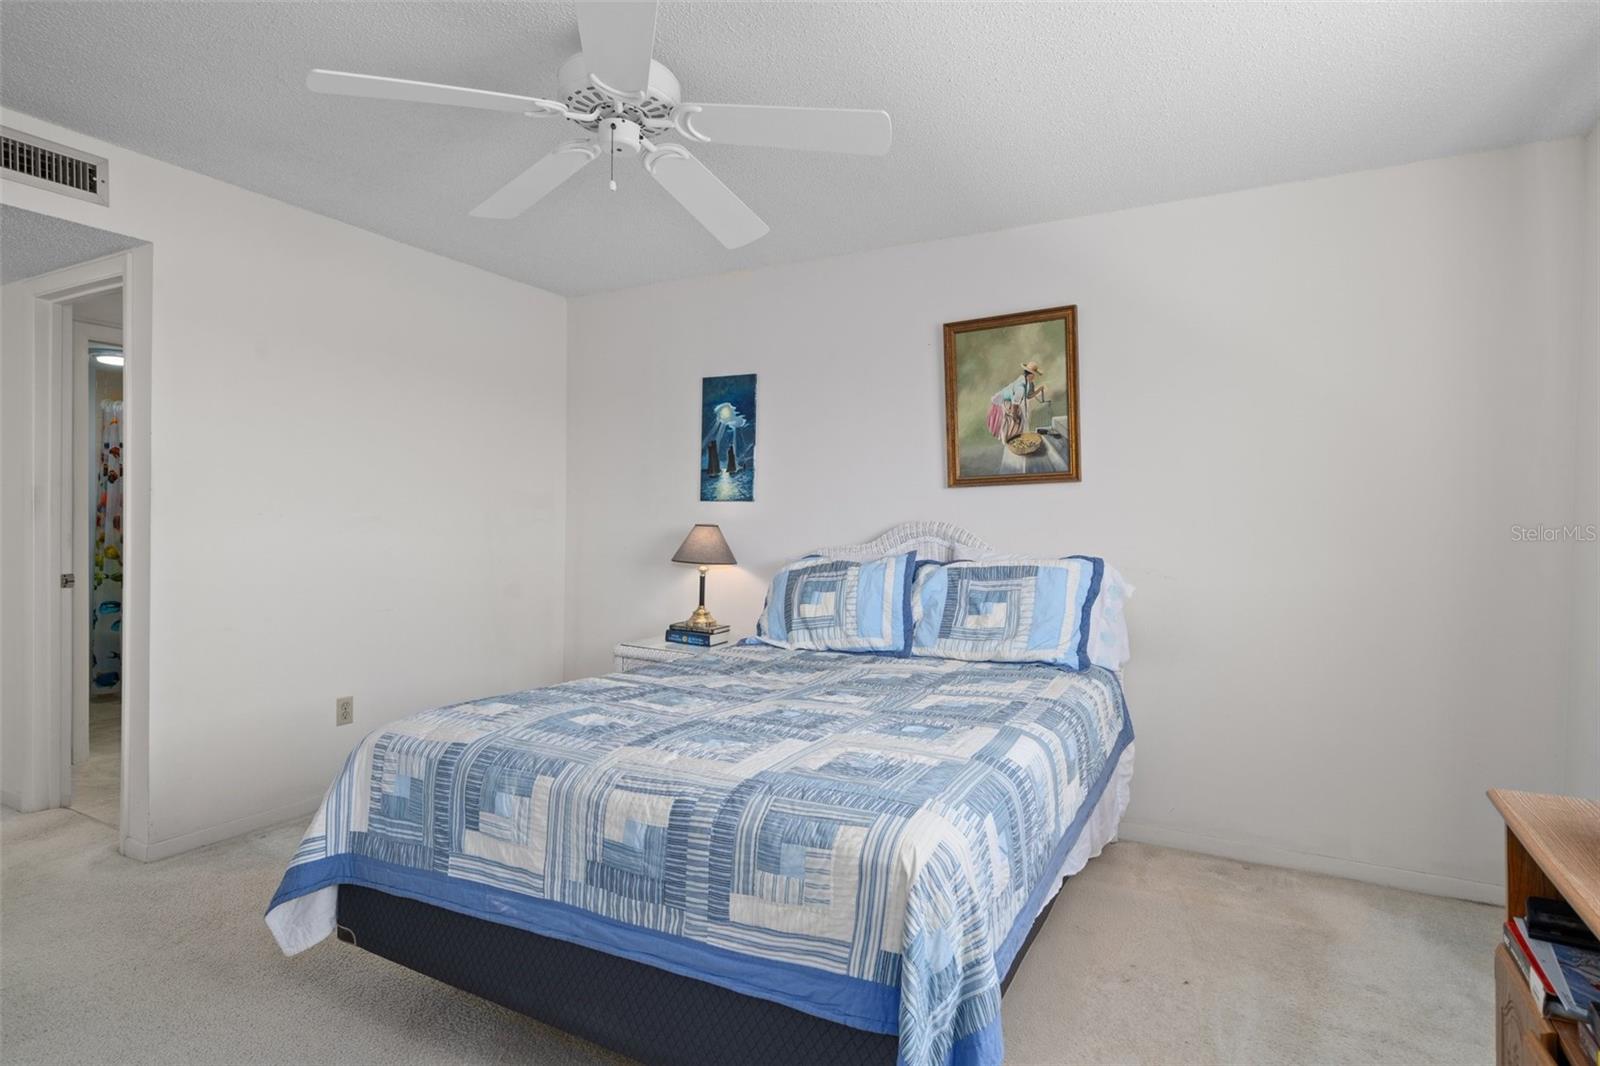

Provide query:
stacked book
left=665, top=622, right=729, bottom=648
left=1503, top=896, right=1600, bottom=1064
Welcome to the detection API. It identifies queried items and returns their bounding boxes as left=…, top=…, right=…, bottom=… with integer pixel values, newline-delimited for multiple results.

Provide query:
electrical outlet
left=335, top=696, right=354, bottom=727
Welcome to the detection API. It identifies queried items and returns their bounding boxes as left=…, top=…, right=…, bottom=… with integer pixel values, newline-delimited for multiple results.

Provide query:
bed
left=267, top=523, right=1134, bottom=1066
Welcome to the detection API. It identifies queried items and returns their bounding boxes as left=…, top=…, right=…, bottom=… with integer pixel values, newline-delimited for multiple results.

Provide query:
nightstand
left=1487, top=789, right=1600, bottom=1066
left=612, top=637, right=728, bottom=672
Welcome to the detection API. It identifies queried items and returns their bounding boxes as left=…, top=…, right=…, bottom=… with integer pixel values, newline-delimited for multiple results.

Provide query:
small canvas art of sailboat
left=700, top=374, right=756, bottom=502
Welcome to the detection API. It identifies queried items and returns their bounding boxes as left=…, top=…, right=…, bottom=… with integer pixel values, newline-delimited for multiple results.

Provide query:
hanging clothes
left=91, top=399, right=123, bottom=694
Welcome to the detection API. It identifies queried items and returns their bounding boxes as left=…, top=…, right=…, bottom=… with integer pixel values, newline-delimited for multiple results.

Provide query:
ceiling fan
left=307, top=1, right=892, bottom=249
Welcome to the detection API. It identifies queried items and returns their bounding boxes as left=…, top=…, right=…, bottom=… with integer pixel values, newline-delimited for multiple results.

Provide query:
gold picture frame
left=943, top=304, right=1080, bottom=487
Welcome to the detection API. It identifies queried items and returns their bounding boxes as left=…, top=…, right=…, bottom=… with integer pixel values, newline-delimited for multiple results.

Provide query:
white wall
left=3, top=107, right=1591, bottom=883
left=1573, top=123, right=1600, bottom=802
left=1, top=111, right=569, bottom=857
left=566, top=137, right=1593, bottom=901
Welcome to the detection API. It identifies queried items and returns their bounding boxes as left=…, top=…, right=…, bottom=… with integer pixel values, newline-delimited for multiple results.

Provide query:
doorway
left=68, top=288, right=124, bottom=827
left=1, top=204, right=149, bottom=854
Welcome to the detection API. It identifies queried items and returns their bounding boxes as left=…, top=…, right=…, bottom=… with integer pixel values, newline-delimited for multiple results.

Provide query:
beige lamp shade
left=672, top=524, right=736, bottom=566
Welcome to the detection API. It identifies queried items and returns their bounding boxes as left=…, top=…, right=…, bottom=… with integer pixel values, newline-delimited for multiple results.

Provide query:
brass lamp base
left=684, top=604, right=720, bottom=630
left=678, top=563, right=726, bottom=632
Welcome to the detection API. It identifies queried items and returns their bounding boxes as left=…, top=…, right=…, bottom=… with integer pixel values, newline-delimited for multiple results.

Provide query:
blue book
left=1551, top=940, right=1600, bottom=1016
left=1526, top=920, right=1600, bottom=1021
left=665, top=627, right=727, bottom=647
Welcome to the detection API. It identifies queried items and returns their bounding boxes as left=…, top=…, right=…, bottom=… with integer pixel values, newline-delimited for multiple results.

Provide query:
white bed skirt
left=1036, top=740, right=1134, bottom=916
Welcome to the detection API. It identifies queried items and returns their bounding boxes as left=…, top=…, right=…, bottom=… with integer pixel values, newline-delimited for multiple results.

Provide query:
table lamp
left=672, top=524, right=736, bottom=631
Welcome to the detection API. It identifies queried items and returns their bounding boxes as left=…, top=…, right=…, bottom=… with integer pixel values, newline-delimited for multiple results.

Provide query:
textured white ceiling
left=3, top=2, right=1596, bottom=296
left=0, top=204, right=145, bottom=284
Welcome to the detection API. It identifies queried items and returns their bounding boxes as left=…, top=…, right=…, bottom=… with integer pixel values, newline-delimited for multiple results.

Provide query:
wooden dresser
left=1489, top=789, right=1600, bottom=1066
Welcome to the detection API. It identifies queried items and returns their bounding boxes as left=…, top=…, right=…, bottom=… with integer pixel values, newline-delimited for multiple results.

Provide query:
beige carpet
left=0, top=806, right=1498, bottom=1065
left=68, top=697, right=120, bottom=827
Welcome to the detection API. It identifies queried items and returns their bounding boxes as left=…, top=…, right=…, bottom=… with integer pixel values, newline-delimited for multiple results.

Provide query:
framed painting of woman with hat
left=943, top=304, right=1080, bottom=486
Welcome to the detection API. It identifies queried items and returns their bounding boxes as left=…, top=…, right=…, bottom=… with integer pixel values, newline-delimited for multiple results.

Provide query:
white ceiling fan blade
left=676, top=104, right=892, bottom=155
left=576, top=2, right=658, bottom=95
left=644, top=145, right=769, bottom=249
left=470, top=142, right=601, bottom=219
left=307, top=69, right=562, bottom=114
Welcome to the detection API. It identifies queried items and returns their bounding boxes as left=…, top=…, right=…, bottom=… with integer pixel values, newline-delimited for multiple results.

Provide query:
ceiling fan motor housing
left=557, top=53, right=681, bottom=134
left=604, top=117, right=642, bottom=156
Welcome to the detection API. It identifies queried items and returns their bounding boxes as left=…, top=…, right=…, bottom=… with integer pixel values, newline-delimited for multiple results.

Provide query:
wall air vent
left=1, top=127, right=109, bottom=205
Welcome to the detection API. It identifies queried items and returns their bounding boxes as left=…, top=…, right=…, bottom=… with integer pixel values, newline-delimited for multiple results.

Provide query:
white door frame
left=14, top=247, right=151, bottom=857
left=72, top=318, right=124, bottom=768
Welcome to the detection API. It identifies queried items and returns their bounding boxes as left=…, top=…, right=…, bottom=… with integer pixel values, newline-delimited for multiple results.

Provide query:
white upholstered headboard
left=813, top=522, right=995, bottom=563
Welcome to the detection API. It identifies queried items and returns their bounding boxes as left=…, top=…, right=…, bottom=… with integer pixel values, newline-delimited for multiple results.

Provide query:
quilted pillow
left=754, top=551, right=917, bottom=654
left=911, top=556, right=1132, bottom=670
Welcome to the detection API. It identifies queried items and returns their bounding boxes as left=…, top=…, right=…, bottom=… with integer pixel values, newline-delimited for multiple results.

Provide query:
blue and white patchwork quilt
left=267, top=645, right=1132, bottom=1066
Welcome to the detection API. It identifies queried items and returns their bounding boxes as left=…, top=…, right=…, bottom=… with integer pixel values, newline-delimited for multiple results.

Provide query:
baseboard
left=123, top=795, right=321, bottom=862
left=1117, top=819, right=1503, bottom=905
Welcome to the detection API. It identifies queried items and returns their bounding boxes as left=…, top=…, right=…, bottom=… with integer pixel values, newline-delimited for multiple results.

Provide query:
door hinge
left=60, top=573, right=75, bottom=588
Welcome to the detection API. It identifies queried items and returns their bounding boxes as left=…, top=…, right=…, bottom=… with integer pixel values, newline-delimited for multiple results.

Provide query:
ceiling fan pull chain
left=609, top=121, right=617, bottom=191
